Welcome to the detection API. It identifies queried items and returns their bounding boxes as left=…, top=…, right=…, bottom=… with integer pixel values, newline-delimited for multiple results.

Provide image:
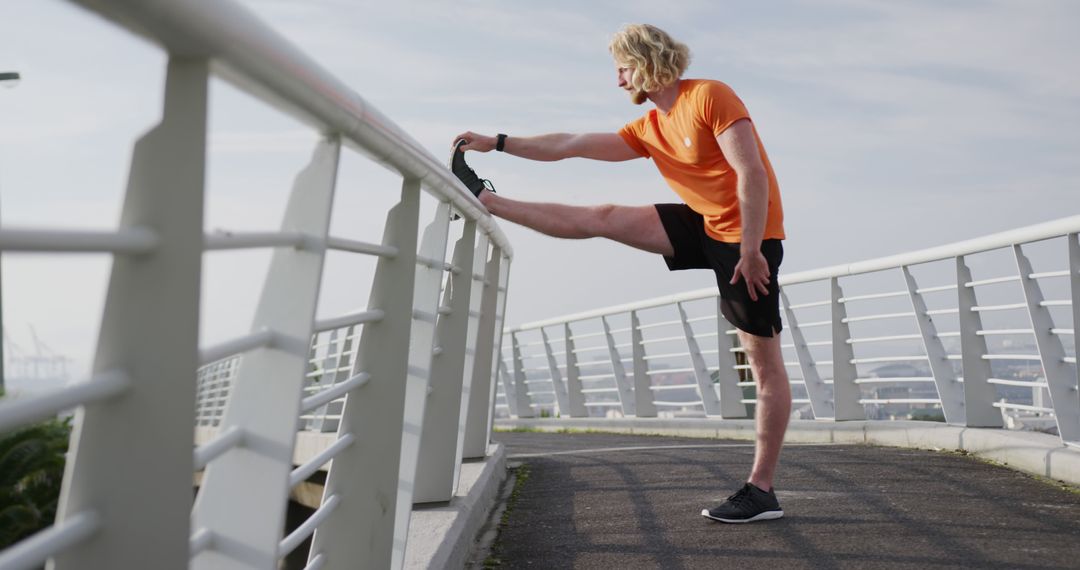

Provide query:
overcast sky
left=2, top=0, right=1078, bottom=382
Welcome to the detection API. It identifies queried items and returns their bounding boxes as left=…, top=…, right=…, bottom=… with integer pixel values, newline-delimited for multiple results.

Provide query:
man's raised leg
left=478, top=189, right=673, bottom=256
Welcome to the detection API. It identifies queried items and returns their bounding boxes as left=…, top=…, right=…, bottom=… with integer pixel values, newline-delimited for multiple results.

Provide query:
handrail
left=70, top=0, right=512, bottom=258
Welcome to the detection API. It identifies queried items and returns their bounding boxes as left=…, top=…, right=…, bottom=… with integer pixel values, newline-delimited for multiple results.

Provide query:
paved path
left=483, top=431, right=1080, bottom=569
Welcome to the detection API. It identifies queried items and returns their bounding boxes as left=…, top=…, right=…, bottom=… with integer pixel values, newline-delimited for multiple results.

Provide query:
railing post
left=392, top=201, right=453, bottom=569
left=540, top=328, right=571, bottom=415
left=414, top=220, right=478, bottom=503
left=630, top=311, right=657, bottom=417
left=509, top=332, right=535, bottom=418
left=52, top=58, right=209, bottom=570
left=831, top=278, right=865, bottom=420
left=712, top=298, right=749, bottom=418
left=956, top=256, right=1004, bottom=427
left=485, top=251, right=513, bottom=439
left=563, top=323, right=588, bottom=417
left=1071, top=233, right=1080, bottom=443
left=903, top=266, right=966, bottom=424
left=1014, top=245, right=1079, bottom=442
left=463, top=246, right=504, bottom=458
left=308, top=178, right=422, bottom=570
left=601, top=316, right=636, bottom=417
left=192, top=135, right=341, bottom=568
left=676, top=302, right=723, bottom=416
left=780, top=291, right=833, bottom=419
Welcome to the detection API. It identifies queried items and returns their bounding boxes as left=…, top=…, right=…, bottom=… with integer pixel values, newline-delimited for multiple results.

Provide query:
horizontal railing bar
left=1065, top=357, right=1076, bottom=364
left=313, top=309, right=384, bottom=333
left=0, top=511, right=101, bottom=570
left=204, top=231, right=308, bottom=251
left=0, top=370, right=130, bottom=433
left=964, top=275, right=1019, bottom=288
left=325, top=236, right=398, bottom=258
left=525, top=391, right=556, bottom=397
left=992, top=402, right=1054, bottom=413
left=581, top=402, right=623, bottom=407
left=577, top=373, right=614, bottom=381
left=189, top=527, right=214, bottom=557
left=643, top=352, right=692, bottom=360
left=637, top=319, right=684, bottom=330
left=858, top=399, right=941, bottom=404
left=290, top=434, right=356, bottom=487
left=568, top=332, right=606, bottom=341
left=1051, top=328, right=1075, bottom=335
left=0, top=227, right=158, bottom=254
left=842, top=312, right=915, bottom=324
left=786, top=300, right=831, bottom=309
left=416, top=255, right=459, bottom=274
left=737, top=381, right=754, bottom=387
left=648, top=384, right=698, bottom=391
left=987, top=378, right=1049, bottom=388
left=970, top=303, right=1026, bottom=312
left=734, top=364, right=752, bottom=370
left=199, top=329, right=277, bottom=365
left=639, top=335, right=688, bottom=345
left=925, top=308, right=959, bottom=316
left=850, top=356, right=927, bottom=364
left=848, top=334, right=922, bottom=344
left=792, top=320, right=832, bottom=329
left=976, top=329, right=1034, bottom=336
left=981, top=354, right=1041, bottom=361
left=839, top=290, right=908, bottom=303
left=645, top=368, right=694, bottom=375
left=686, top=316, right=713, bottom=323
left=854, top=377, right=935, bottom=384
left=279, top=494, right=342, bottom=558
left=580, top=388, right=619, bottom=394
left=301, top=373, right=372, bottom=413
left=193, top=426, right=245, bottom=471
left=1040, top=300, right=1072, bottom=307
left=654, top=400, right=703, bottom=406
left=916, top=284, right=958, bottom=294
left=1029, top=270, right=1070, bottom=279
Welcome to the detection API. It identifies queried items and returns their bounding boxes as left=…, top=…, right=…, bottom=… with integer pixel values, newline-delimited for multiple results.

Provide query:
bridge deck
left=480, top=431, right=1080, bottom=569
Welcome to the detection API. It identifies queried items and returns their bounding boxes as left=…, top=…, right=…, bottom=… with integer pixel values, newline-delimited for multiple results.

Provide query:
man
left=452, top=23, right=790, bottom=524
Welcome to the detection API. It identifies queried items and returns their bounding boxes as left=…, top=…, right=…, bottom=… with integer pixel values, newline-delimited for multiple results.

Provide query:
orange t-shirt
left=618, top=79, right=785, bottom=243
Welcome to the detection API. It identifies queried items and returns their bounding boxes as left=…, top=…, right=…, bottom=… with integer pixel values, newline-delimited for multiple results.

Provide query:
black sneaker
left=701, top=483, right=784, bottom=523
left=449, top=139, right=495, bottom=198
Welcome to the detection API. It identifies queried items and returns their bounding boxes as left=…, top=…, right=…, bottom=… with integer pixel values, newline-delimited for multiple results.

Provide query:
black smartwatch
left=496, top=133, right=507, bottom=152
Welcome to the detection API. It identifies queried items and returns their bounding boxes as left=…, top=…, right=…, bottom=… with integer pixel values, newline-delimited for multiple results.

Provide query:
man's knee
left=587, top=204, right=619, bottom=238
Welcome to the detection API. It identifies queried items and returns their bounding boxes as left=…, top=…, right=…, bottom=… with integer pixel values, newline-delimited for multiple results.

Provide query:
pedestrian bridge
left=0, top=1, right=1078, bottom=569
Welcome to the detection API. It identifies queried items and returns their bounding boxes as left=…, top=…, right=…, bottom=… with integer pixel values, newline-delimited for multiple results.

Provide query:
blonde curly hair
left=609, top=24, right=691, bottom=97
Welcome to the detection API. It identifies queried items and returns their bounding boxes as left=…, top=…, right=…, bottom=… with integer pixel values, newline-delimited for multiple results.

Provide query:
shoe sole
left=700, top=509, right=784, bottom=523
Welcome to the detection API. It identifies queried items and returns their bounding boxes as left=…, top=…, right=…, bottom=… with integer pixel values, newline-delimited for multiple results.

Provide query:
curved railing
left=498, top=216, right=1079, bottom=446
left=0, top=1, right=511, bottom=569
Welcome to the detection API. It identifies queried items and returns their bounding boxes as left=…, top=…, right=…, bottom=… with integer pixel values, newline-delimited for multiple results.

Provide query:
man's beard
left=630, top=89, right=647, bottom=105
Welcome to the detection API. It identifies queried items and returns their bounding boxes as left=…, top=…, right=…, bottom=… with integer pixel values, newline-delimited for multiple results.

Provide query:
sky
left=1, top=0, right=1078, bottom=383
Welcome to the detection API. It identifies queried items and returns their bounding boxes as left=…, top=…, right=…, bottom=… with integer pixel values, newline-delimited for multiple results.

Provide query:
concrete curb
left=494, top=418, right=1080, bottom=487
left=404, top=443, right=507, bottom=569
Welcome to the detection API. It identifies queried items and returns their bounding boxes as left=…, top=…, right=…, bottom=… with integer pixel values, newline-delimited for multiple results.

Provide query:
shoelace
left=726, top=484, right=753, bottom=508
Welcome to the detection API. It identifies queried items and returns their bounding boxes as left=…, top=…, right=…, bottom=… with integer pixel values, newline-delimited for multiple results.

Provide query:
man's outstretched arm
left=454, top=132, right=640, bottom=162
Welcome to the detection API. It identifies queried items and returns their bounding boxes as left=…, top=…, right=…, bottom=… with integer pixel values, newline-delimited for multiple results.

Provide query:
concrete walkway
left=481, top=431, right=1080, bottom=569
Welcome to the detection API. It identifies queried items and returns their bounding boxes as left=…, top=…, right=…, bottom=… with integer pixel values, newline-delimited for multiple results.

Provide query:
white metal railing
left=499, top=216, right=1079, bottom=447
left=0, top=1, right=511, bottom=569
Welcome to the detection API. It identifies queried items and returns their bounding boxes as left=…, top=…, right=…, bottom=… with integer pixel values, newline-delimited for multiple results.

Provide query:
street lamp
left=0, top=71, right=17, bottom=392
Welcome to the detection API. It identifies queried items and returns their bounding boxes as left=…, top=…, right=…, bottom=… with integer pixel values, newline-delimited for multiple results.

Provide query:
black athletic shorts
left=655, top=203, right=783, bottom=337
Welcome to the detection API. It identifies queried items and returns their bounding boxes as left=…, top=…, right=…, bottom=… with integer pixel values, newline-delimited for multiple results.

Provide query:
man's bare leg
left=737, top=330, right=791, bottom=491
left=478, top=189, right=673, bottom=256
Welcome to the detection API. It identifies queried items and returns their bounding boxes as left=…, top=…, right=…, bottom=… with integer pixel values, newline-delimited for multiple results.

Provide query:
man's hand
left=730, top=249, right=771, bottom=301
left=454, top=131, right=497, bottom=153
